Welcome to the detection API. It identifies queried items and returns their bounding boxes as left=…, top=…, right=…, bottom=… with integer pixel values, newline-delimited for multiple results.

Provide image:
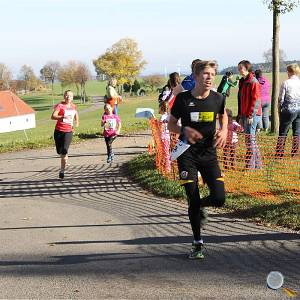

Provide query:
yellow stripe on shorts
left=178, top=180, right=194, bottom=185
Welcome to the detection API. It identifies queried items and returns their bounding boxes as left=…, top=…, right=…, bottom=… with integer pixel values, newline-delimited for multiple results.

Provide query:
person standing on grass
left=166, top=72, right=182, bottom=110
left=159, top=101, right=171, bottom=173
left=223, top=108, right=243, bottom=170
left=51, top=90, right=79, bottom=179
left=101, top=103, right=121, bottom=163
left=275, top=63, right=300, bottom=158
left=237, top=60, right=262, bottom=169
left=105, top=78, right=122, bottom=115
left=168, top=60, right=228, bottom=259
left=217, top=71, right=239, bottom=98
left=255, top=69, right=271, bottom=131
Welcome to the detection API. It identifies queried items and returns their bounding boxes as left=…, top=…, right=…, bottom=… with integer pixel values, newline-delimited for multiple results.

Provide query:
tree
left=58, top=61, right=91, bottom=102
left=74, top=63, right=91, bottom=103
left=143, top=75, right=165, bottom=92
left=0, top=63, right=12, bottom=90
left=19, top=65, right=38, bottom=93
left=263, top=48, right=287, bottom=64
left=131, top=79, right=141, bottom=95
left=40, top=61, right=60, bottom=93
left=263, top=0, right=299, bottom=133
left=58, top=61, right=80, bottom=96
left=93, top=38, right=146, bottom=87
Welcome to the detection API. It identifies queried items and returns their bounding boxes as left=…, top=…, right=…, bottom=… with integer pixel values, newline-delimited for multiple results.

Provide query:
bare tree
left=58, top=61, right=80, bottom=96
left=19, top=65, right=36, bottom=93
left=143, top=75, right=165, bottom=92
left=74, top=63, right=91, bottom=103
left=263, top=48, right=287, bottom=64
left=40, top=61, right=60, bottom=93
left=0, top=63, right=12, bottom=90
left=263, top=0, right=300, bottom=133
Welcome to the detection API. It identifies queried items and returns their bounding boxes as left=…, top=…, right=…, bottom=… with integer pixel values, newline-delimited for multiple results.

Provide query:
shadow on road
left=0, top=161, right=299, bottom=291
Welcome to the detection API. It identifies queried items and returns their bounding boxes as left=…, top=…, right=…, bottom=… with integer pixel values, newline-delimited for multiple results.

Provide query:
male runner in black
left=168, top=60, right=228, bottom=259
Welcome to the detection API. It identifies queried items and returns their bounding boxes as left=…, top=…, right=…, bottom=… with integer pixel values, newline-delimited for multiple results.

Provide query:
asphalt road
left=0, top=133, right=299, bottom=299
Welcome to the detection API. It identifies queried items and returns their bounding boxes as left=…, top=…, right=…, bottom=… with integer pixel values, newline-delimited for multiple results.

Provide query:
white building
left=0, top=91, right=36, bottom=133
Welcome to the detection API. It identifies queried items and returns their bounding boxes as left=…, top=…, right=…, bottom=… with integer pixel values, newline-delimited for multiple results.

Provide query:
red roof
left=0, top=91, right=35, bottom=118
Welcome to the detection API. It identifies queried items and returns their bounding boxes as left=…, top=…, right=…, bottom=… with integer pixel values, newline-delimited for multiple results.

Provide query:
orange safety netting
left=149, top=118, right=300, bottom=202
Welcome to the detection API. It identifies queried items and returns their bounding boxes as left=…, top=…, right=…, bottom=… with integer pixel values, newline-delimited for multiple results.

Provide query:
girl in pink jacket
left=255, top=70, right=271, bottom=131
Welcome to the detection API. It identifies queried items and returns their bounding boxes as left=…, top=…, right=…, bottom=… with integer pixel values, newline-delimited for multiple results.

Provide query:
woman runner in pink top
left=51, top=90, right=79, bottom=179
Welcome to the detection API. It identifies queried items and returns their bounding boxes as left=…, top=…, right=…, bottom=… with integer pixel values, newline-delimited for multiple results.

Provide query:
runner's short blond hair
left=193, top=60, right=218, bottom=76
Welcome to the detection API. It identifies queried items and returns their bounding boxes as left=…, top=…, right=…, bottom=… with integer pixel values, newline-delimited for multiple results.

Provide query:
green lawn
left=52, top=80, right=107, bottom=96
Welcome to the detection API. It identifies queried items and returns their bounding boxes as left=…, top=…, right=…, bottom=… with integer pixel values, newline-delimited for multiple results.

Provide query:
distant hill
left=220, top=60, right=300, bottom=74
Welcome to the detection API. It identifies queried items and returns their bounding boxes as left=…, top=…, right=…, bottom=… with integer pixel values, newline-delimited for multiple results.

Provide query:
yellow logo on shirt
left=199, top=112, right=214, bottom=122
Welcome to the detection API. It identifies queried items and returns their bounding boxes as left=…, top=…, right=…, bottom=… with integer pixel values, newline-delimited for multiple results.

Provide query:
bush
left=123, top=83, right=131, bottom=93
left=131, top=79, right=141, bottom=95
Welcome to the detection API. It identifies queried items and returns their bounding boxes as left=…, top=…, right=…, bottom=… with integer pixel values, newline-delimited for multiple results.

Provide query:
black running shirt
left=171, top=90, right=225, bottom=149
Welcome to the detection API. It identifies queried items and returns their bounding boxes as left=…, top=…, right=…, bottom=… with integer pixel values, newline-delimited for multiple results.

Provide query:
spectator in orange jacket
left=105, top=78, right=122, bottom=115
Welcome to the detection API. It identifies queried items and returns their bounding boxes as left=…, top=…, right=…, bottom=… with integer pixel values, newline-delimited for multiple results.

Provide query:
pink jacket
left=257, top=76, right=271, bottom=105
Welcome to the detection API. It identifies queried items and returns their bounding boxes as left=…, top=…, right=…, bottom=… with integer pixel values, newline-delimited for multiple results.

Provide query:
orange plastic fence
left=149, top=118, right=300, bottom=202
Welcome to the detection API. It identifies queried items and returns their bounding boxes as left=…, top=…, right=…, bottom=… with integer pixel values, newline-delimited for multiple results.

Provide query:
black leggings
left=54, top=130, right=73, bottom=155
left=105, top=136, right=116, bottom=156
left=178, top=149, right=225, bottom=241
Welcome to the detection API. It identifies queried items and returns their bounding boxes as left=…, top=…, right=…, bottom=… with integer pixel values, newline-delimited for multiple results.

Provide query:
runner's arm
left=51, top=109, right=63, bottom=121
left=74, top=111, right=79, bottom=127
left=116, top=121, right=121, bottom=135
left=214, top=111, right=228, bottom=148
left=167, top=115, right=181, bottom=134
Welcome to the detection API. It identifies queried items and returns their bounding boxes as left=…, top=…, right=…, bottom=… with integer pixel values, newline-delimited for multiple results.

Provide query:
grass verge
left=126, top=153, right=300, bottom=232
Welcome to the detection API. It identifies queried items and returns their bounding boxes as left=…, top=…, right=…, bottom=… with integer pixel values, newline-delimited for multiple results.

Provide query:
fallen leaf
left=283, top=287, right=298, bottom=298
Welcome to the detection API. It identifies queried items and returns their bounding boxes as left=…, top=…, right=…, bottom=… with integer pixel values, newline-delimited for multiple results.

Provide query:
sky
left=1, top=0, right=300, bottom=77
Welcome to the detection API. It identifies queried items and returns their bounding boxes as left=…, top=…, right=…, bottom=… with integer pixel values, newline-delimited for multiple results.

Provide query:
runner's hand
left=214, top=128, right=228, bottom=149
left=183, top=126, right=203, bottom=144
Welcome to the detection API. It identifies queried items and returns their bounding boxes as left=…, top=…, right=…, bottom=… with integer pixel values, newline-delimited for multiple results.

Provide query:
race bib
left=106, top=119, right=117, bottom=130
left=190, top=112, right=199, bottom=122
left=63, top=109, right=76, bottom=125
left=199, top=112, right=214, bottom=122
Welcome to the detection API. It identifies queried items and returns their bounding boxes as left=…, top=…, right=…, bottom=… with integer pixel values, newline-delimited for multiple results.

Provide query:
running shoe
left=189, top=242, right=204, bottom=259
left=59, top=171, right=64, bottom=179
left=200, top=208, right=208, bottom=228
left=107, top=156, right=112, bottom=163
